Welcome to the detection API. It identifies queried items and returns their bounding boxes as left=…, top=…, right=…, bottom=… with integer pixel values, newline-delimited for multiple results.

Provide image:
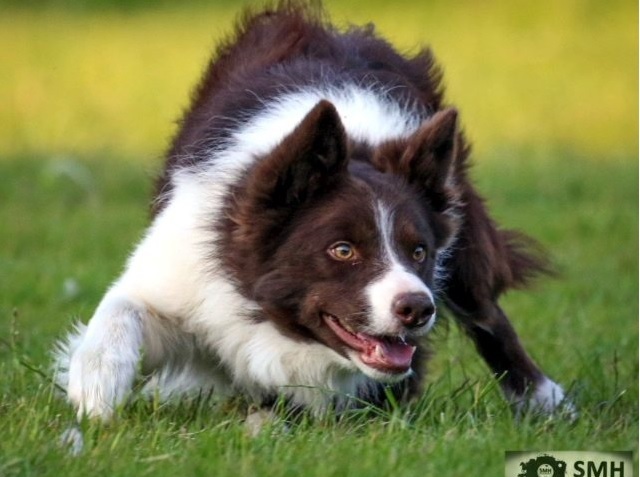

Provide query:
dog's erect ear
left=247, top=100, right=348, bottom=208
left=399, top=108, right=458, bottom=211
left=374, top=108, right=459, bottom=213
left=372, top=108, right=461, bottom=248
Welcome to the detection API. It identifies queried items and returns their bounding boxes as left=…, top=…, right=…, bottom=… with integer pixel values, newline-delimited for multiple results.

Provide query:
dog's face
left=224, top=101, right=460, bottom=381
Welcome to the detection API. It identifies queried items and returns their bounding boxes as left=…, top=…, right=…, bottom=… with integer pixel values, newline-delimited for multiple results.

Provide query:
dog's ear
left=374, top=108, right=459, bottom=212
left=373, top=108, right=461, bottom=247
left=399, top=108, right=458, bottom=211
left=247, top=100, right=348, bottom=208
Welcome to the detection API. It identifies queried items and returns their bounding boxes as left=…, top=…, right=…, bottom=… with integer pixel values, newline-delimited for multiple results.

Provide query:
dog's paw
left=244, top=406, right=293, bottom=438
left=60, top=426, right=84, bottom=456
left=67, top=344, right=139, bottom=421
left=67, top=353, right=117, bottom=421
left=516, top=377, right=577, bottom=420
left=244, top=408, right=277, bottom=437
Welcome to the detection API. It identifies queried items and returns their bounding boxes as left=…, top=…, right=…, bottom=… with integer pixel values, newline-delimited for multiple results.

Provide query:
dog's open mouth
left=322, top=313, right=416, bottom=374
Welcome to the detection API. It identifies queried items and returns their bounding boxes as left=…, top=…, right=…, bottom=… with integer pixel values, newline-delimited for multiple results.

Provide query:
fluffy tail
left=502, top=229, right=554, bottom=290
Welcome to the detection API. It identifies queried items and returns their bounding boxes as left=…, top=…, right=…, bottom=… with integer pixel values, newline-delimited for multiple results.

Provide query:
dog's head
left=223, top=100, right=461, bottom=381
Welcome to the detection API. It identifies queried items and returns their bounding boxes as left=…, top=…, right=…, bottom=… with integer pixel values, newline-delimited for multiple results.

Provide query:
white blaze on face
left=364, top=202, right=436, bottom=336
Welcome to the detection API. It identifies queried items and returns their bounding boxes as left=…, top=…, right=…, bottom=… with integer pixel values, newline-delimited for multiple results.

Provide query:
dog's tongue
left=359, top=335, right=416, bottom=372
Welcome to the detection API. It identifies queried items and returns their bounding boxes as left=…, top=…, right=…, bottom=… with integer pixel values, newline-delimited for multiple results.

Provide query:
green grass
left=0, top=154, right=637, bottom=476
left=0, top=1, right=638, bottom=476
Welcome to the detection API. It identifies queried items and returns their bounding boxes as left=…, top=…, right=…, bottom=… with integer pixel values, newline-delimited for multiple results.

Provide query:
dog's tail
left=502, top=228, right=554, bottom=290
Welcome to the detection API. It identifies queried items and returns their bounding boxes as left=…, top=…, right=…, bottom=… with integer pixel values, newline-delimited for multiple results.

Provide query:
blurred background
left=1, top=0, right=637, bottom=161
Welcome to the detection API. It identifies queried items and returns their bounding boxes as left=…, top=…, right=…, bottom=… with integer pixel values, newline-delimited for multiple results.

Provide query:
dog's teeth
left=374, top=344, right=384, bottom=358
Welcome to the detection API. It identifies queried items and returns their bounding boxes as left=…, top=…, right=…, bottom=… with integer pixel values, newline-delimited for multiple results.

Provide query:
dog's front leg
left=439, top=177, right=574, bottom=416
left=59, top=180, right=219, bottom=420
left=65, top=294, right=147, bottom=421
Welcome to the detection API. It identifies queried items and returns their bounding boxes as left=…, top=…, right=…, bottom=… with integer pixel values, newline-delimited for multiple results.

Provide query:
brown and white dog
left=55, top=2, right=572, bottom=420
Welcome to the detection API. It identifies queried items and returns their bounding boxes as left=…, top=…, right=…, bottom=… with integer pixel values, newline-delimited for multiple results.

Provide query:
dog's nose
left=392, top=292, right=435, bottom=328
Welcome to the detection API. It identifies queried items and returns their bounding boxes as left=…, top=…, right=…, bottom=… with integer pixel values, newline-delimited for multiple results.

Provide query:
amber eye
left=328, top=242, right=356, bottom=261
left=412, top=245, right=427, bottom=263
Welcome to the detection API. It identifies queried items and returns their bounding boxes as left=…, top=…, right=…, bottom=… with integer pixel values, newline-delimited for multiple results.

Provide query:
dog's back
left=156, top=4, right=443, bottom=207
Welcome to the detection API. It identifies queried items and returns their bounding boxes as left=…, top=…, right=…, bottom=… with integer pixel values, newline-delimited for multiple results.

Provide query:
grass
left=0, top=154, right=637, bottom=476
left=0, top=1, right=638, bottom=476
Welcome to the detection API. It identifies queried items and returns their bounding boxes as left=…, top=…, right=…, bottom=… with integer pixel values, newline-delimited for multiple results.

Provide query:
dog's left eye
left=328, top=242, right=357, bottom=261
left=412, top=245, right=427, bottom=263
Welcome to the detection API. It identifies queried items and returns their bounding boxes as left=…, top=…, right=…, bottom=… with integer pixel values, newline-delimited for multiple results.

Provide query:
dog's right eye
left=328, top=242, right=357, bottom=261
left=412, top=245, right=427, bottom=263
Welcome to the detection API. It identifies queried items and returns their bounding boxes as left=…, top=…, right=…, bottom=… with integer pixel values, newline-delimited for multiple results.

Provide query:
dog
left=54, top=2, right=572, bottom=421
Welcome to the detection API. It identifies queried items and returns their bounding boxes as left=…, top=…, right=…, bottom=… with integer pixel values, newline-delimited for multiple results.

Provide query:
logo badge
left=506, top=451, right=633, bottom=477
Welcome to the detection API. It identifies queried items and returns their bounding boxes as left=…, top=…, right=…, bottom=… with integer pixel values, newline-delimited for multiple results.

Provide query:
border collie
left=55, top=2, right=572, bottom=421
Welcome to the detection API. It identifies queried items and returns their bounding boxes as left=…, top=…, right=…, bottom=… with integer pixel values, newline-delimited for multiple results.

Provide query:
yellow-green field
left=0, top=2, right=638, bottom=476
left=1, top=0, right=637, bottom=159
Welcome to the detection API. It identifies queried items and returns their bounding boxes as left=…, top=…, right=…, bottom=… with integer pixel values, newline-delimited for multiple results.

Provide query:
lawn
left=0, top=1, right=637, bottom=476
